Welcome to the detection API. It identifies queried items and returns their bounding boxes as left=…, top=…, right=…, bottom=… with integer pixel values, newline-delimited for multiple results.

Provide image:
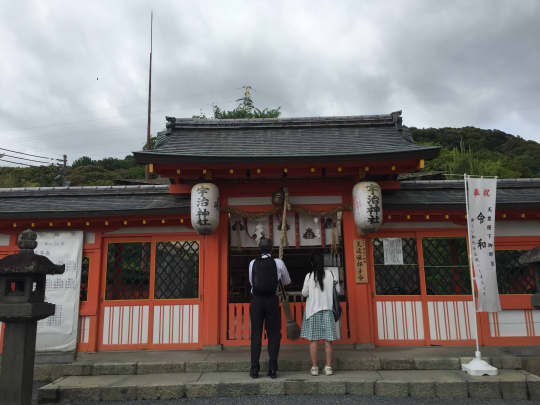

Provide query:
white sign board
left=35, top=231, right=83, bottom=352
left=383, top=238, right=404, bottom=265
left=466, top=177, right=501, bottom=312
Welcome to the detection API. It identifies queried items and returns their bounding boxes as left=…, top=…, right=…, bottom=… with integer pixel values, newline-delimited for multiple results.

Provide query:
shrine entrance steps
left=34, top=346, right=540, bottom=402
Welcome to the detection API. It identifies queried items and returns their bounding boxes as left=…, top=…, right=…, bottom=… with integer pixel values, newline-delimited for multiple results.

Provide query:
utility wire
left=0, top=158, right=37, bottom=167
left=0, top=147, right=62, bottom=161
left=1, top=153, right=51, bottom=165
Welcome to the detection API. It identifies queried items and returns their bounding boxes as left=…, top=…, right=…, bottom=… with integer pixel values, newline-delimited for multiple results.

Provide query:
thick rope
left=279, top=188, right=289, bottom=260
left=223, top=204, right=350, bottom=219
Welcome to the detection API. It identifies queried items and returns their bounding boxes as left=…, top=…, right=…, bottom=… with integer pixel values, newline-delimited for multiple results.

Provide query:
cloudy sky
left=1, top=0, right=539, bottom=165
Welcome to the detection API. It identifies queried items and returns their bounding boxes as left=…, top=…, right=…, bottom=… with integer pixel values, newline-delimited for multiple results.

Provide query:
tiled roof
left=0, top=179, right=537, bottom=219
left=384, top=179, right=540, bottom=210
left=134, top=112, right=440, bottom=164
left=0, top=185, right=189, bottom=219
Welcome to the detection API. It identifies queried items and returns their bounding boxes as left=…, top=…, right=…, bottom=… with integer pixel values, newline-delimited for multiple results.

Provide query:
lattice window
left=373, top=238, right=420, bottom=295
left=106, top=242, right=150, bottom=300
left=422, top=237, right=471, bottom=295
left=496, top=250, right=536, bottom=294
left=155, top=241, right=200, bottom=299
left=80, top=256, right=89, bottom=301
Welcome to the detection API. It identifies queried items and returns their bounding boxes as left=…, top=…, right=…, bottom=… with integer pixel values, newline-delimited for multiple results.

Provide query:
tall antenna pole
left=145, top=11, right=153, bottom=180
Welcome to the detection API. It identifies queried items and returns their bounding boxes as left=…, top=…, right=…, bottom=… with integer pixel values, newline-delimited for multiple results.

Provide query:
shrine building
left=0, top=111, right=539, bottom=353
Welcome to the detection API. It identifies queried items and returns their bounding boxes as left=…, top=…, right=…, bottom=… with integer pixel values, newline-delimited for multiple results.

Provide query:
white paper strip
left=383, top=238, right=404, bottom=265
left=230, top=216, right=270, bottom=247
left=272, top=213, right=296, bottom=247
left=298, top=214, right=321, bottom=246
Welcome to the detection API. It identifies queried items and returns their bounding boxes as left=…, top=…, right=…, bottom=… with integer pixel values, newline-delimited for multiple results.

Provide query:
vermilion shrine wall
left=0, top=183, right=539, bottom=352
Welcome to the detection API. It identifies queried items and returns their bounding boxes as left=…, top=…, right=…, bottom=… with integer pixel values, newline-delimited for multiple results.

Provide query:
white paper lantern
left=191, top=183, right=220, bottom=235
left=352, top=181, right=383, bottom=235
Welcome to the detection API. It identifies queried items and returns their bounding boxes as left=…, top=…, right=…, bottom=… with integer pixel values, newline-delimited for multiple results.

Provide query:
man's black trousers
left=250, top=295, right=282, bottom=372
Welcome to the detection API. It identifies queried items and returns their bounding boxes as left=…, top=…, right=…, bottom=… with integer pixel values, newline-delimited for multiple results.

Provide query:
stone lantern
left=0, top=229, right=64, bottom=405
left=519, top=246, right=540, bottom=309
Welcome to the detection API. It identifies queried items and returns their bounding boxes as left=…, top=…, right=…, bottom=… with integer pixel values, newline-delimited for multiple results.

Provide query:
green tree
left=0, top=165, right=62, bottom=187
left=195, top=86, right=281, bottom=119
left=72, top=156, right=94, bottom=168
left=143, top=137, right=157, bottom=150
left=411, top=127, right=540, bottom=178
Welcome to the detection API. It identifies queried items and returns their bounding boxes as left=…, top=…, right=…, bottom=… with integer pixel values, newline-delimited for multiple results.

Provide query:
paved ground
left=36, top=369, right=540, bottom=402
left=26, top=346, right=540, bottom=403
left=31, top=391, right=540, bottom=405
left=70, top=345, right=540, bottom=364
left=30, top=345, right=540, bottom=384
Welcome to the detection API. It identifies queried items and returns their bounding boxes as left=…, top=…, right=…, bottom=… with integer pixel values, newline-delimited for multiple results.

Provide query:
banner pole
left=462, top=174, right=498, bottom=376
left=464, top=174, right=481, bottom=357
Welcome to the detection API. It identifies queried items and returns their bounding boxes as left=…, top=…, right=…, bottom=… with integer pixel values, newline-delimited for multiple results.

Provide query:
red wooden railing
left=225, top=302, right=352, bottom=345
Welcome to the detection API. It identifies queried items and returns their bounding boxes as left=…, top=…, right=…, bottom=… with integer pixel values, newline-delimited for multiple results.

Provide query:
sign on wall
left=353, top=239, right=368, bottom=283
left=35, top=231, right=83, bottom=352
left=382, top=238, right=404, bottom=265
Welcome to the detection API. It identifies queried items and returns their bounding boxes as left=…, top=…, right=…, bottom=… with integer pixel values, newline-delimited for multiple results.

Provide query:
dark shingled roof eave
left=382, top=200, right=539, bottom=210
left=0, top=207, right=190, bottom=220
left=165, top=113, right=399, bottom=129
left=134, top=113, right=441, bottom=165
left=133, top=147, right=441, bottom=165
left=383, top=179, right=540, bottom=210
left=1, top=179, right=537, bottom=220
left=0, top=185, right=190, bottom=220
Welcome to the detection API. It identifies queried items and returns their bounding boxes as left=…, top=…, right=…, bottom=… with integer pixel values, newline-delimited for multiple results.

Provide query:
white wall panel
left=427, top=300, right=475, bottom=341
left=153, top=304, right=199, bottom=345
left=0, top=234, right=10, bottom=246
left=376, top=301, right=423, bottom=341
left=78, top=316, right=90, bottom=344
left=495, top=221, right=540, bottom=236
left=102, top=305, right=149, bottom=345
left=104, top=226, right=192, bottom=235
left=489, top=310, right=540, bottom=337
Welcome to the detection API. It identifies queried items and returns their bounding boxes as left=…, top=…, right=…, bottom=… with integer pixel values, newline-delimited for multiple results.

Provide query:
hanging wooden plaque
left=353, top=239, right=368, bottom=283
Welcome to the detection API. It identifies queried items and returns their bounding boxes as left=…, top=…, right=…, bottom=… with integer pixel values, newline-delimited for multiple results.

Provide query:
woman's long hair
left=309, top=253, right=325, bottom=291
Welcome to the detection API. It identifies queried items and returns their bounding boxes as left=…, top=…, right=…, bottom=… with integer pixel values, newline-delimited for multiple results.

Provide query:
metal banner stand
left=462, top=174, right=498, bottom=376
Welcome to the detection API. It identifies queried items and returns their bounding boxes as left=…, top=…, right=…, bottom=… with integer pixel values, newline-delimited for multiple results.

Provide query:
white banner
left=35, top=231, right=83, bottom=352
left=466, top=176, right=501, bottom=312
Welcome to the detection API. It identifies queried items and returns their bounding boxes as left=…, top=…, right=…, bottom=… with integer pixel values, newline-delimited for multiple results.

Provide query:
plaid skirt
left=300, top=310, right=339, bottom=341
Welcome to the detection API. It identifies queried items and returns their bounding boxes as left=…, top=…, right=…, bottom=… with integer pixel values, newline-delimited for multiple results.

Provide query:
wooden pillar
left=201, top=217, right=224, bottom=348
left=219, top=210, right=230, bottom=345
left=87, top=232, right=104, bottom=352
left=343, top=209, right=374, bottom=344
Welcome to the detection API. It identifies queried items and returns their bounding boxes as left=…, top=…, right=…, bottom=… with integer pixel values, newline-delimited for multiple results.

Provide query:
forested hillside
left=0, top=155, right=148, bottom=188
left=0, top=126, right=539, bottom=188
left=410, top=127, right=540, bottom=178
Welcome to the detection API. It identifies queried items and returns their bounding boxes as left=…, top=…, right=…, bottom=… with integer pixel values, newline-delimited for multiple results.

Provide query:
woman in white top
left=300, top=253, right=340, bottom=376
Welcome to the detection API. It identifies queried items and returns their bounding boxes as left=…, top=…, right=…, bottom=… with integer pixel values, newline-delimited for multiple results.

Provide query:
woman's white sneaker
left=324, top=366, right=333, bottom=376
left=310, top=366, right=319, bottom=376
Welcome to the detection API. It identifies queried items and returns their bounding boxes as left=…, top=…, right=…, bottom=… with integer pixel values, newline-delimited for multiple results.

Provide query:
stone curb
left=32, top=355, right=527, bottom=381
left=38, top=370, right=540, bottom=402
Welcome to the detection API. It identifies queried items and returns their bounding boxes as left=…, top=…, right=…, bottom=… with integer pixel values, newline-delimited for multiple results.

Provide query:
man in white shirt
left=248, top=237, right=291, bottom=379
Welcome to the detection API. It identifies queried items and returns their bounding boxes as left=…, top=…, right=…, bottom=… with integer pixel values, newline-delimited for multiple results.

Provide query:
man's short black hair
left=259, top=237, right=273, bottom=254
